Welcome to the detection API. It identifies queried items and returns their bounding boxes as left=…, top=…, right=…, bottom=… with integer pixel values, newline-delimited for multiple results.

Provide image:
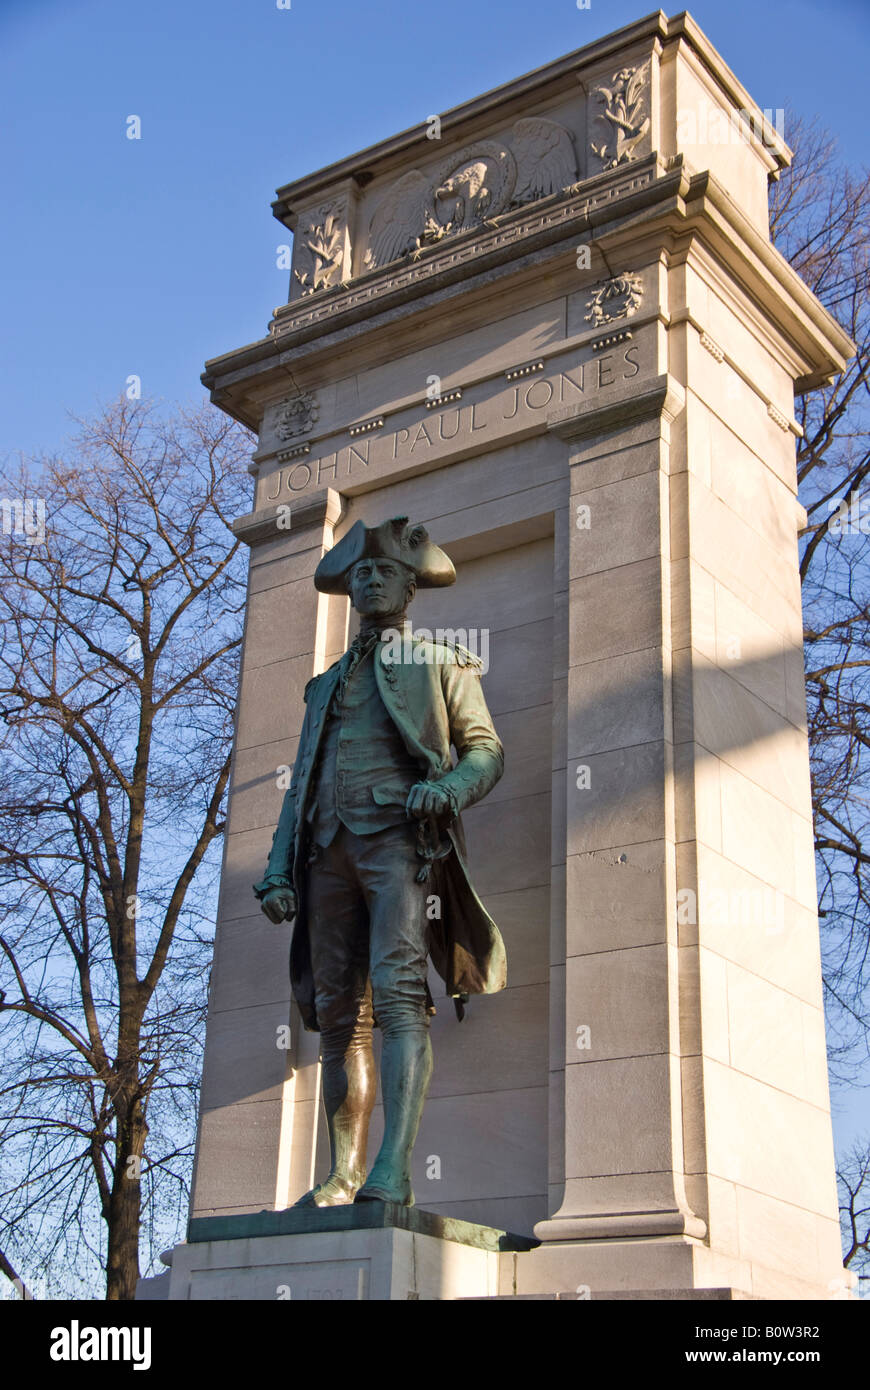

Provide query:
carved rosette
left=274, top=390, right=319, bottom=441
left=584, top=273, right=644, bottom=328
left=289, top=193, right=353, bottom=301
left=590, top=63, right=650, bottom=171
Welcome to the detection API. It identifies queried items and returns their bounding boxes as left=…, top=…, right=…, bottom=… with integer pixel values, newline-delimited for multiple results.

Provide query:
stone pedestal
left=176, top=12, right=856, bottom=1301
left=164, top=1206, right=533, bottom=1302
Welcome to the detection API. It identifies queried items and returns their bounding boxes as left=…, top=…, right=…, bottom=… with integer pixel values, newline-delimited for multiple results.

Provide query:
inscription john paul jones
left=263, top=347, right=640, bottom=499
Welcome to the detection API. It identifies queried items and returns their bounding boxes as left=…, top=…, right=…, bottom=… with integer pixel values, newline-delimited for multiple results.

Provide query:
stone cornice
left=205, top=164, right=852, bottom=438
left=267, top=155, right=671, bottom=344
left=571, top=169, right=855, bottom=393
left=548, top=372, right=685, bottom=440
left=202, top=154, right=684, bottom=422
left=205, top=164, right=856, bottom=456
left=679, top=174, right=855, bottom=391
left=232, top=487, right=343, bottom=547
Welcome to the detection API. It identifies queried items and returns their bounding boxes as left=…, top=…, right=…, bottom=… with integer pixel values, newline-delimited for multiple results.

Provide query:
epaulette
left=451, top=643, right=484, bottom=671
left=423, top=639, right=483, bottom=672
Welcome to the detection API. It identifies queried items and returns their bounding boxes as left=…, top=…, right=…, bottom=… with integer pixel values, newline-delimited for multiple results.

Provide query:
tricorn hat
left=314, top=517, right=456, bottom=594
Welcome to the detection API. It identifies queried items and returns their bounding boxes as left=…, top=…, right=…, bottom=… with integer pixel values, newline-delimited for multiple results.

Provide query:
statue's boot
left=295, top=1029, right=375, bottom=1208
left=354, top=1027, right=432, bottom=1206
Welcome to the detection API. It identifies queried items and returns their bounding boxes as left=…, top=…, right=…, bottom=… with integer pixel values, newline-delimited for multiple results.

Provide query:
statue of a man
left=254, top=516, right=506, bottom=1207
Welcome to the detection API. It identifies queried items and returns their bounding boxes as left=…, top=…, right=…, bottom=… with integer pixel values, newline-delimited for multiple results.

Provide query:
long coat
left=253, top=635, right=507, bottom=1030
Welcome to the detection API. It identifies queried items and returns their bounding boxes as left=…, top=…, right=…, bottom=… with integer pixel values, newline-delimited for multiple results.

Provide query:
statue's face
left=347, top=558, right=415, bottom=618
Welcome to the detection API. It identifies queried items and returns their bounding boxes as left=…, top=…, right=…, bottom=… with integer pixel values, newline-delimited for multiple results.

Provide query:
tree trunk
left=105, top=1101, right=147, bottom=1301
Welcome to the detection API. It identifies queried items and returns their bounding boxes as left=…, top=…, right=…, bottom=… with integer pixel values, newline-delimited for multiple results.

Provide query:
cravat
left=337, top=629, right=381, bottom=699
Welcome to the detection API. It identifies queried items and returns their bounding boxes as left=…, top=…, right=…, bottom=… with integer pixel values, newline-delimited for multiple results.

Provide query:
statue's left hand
left=406, top=781, right=452, bottom=819
left=260, top=886, right=297, bottom=924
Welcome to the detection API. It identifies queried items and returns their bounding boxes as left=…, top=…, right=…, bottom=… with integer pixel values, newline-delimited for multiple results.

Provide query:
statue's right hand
left=260, top=887, right=297, bottom=924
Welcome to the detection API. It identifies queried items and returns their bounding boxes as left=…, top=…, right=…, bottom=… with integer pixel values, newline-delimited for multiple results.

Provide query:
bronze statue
left=254, top=517, right=506, bottom=1207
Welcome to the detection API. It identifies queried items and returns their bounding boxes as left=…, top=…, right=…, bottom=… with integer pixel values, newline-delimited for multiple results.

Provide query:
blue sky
left=1, top=0, right=868, bottom=461
left=1, top=1, right=868, bottom=1157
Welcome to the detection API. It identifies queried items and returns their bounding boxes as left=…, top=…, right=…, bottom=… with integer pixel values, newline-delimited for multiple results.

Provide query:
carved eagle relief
left=363, top=117, right=578, bottom=272
left=365, top=170, right=432, bottom=272
left=511, top=117, right=578, bottom=205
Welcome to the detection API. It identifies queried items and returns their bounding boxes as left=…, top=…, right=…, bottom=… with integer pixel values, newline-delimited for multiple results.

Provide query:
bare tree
left=0, top=397, right=251, bottom=1299
left=0, top=115, right=865, bottom=1304
left=770, top=116, right=870, bottom=1080
left=838, top=1139, right=870, bottom=1284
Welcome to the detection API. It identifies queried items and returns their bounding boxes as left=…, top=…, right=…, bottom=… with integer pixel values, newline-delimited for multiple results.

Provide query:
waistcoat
left=309, top=646, right=421, bottom=846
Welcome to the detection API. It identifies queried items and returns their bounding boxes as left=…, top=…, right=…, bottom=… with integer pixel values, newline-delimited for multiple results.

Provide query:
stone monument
left=159, top=11, right=856, bottom=1300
